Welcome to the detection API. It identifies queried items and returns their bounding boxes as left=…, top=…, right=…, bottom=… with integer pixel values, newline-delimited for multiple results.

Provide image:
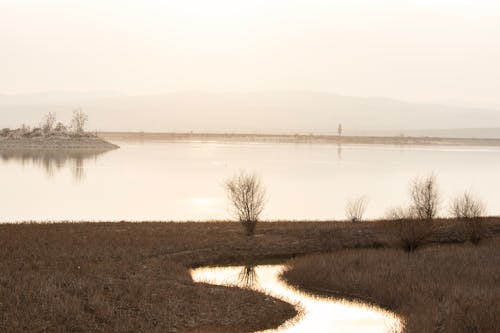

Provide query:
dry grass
left=0, top=219, right=499, bottom=332
left=282, top=236, right=500, bottom=333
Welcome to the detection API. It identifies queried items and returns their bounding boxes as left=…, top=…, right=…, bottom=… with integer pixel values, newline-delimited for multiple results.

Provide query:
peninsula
left=0, top=111, right=118, bottom=150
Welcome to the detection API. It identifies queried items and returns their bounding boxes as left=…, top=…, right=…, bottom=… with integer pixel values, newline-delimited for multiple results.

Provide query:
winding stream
left=191, top=265, right=402, bottom=333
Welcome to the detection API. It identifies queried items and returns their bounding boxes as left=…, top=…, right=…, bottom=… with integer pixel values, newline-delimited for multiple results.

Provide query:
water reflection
left=0, top=149, right=112, bottom=181
left=192, top=265, right=402, bottom=333
left=238, top=264, right=259, bottom=288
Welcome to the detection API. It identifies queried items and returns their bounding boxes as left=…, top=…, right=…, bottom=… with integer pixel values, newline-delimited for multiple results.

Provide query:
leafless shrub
left=385, top=205, right=415, bottom=220
left=449, top=191, right=486, bottom=219
left=449, top=191, right=487, bottom=244
left=71, top=109, right=89, bottom=135
left=225, top=171, right=266, bottom=236
left=345, top=196, right=369, bottom=222
left=409, top=174, right=440, bottom=221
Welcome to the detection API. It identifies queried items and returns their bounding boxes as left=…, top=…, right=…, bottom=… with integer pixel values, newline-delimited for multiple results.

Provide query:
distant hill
left=1, top=91, right=500, bottom=137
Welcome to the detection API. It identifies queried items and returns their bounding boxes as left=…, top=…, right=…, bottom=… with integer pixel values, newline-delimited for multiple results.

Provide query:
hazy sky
left=2, top=0, right=500, bottom=107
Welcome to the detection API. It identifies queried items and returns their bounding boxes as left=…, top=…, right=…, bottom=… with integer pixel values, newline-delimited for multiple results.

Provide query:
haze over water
left=1, top=139, right=499, bottom=222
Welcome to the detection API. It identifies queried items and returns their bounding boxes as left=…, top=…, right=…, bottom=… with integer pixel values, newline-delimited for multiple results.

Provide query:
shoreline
left=99, top=131, right=500, bottom=147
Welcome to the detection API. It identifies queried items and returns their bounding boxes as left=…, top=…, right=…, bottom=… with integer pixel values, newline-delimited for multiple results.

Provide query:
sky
left=1, top=0, right=500, bottom=108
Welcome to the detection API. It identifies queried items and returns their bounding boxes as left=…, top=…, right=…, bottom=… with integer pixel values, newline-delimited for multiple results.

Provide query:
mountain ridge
left=1, top=91, right=499, bottom=137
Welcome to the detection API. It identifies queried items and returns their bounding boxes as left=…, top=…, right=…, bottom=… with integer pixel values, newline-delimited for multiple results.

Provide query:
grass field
left=283, top=236, right=500, bottom=333
left=0, top=219, right=499, bottom=332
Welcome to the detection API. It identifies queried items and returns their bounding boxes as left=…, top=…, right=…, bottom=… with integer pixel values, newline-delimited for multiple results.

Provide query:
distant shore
left=99, top=131, right=500, bottom=147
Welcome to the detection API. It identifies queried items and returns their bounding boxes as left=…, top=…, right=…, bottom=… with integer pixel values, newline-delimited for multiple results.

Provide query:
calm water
left=191, top=265, right=401, bottom=333
left=1, top=139, right=500, bottom=221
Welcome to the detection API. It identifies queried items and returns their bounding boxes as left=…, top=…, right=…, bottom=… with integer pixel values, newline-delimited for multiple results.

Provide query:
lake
left=1, top=139, right=499, bottom=222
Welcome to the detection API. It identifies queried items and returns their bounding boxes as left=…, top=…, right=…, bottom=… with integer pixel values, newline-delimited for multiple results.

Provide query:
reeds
left=283, top=237, right=500, bottom=333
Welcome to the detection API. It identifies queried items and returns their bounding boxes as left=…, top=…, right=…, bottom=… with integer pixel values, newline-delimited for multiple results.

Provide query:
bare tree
left=71, top=109, right=89, bottom=135
left=409, top=174, right=440, bottom=221
left=345, top=196, right=369, bottom=222
left=449, top=191, right=487, bottom=244
left=42, top=112, right=57, bottom=135
left=225, top=171, right=266, bottom=236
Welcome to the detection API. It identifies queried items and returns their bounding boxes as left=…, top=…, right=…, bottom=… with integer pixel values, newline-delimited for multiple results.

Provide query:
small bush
left=345, top=196, right=369, bottom=222
left=385, top=205, right=413, bottom=220
left=386, top=205, right=432, bottom=252
left=397, top=218, right=433, bottom=252
left=449, top=191, right=487, bottom=244
left=449, top=191, right=486, bottom=219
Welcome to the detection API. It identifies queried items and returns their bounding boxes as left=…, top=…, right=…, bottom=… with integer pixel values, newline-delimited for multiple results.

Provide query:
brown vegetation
left=449, top=192, right=487, bottom=244
left=0, top=219, right=499, bottom=332
left=282, top=237, right=500, bottom=333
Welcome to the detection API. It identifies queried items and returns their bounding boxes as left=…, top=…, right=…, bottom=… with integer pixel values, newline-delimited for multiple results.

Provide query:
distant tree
left=225, top=171, right=266, bottom=236
left=42, top=112, right=57, bottom=134
left=409, top=174, right=440, bottom=221
left=345, top=196, right=369, bottom=222
left=337, top=123, right=343, bottom=137
left=71, top=109, right=88, bottom=135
